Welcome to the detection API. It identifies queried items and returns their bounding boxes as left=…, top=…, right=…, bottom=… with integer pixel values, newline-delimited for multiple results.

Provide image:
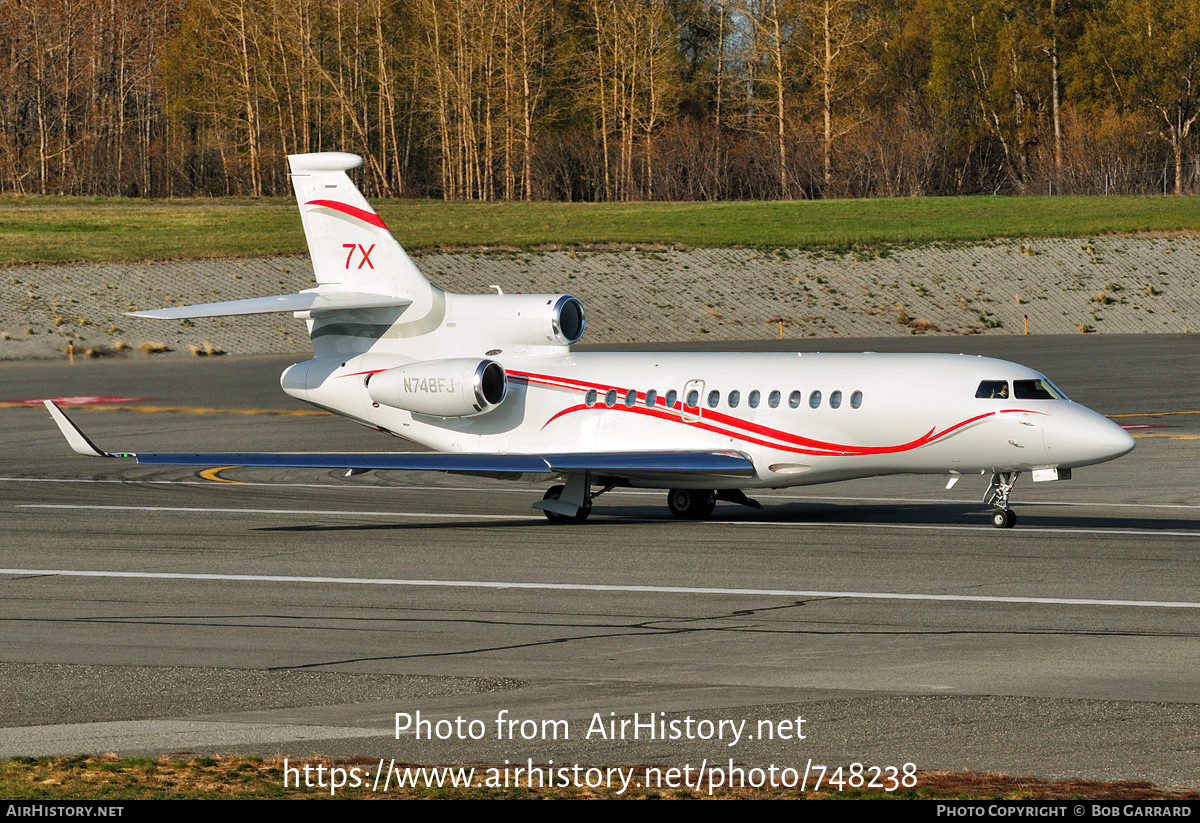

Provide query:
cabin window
left=768, top=390, right=781, bottom=408
left=665, top=390, right=678, bottom=408
left=789, top=390, right=802, bottom=409
left=605, top=389, right=617, bottom=407
left=585, top=389, right=597, bottom=407
left=748, top=390, right=761, bottom=408
left=707, top=390, right=720, bottom=408
left=686, top=389, right=699, bottom=407
left=830, top=390, right=843, bottom=409
left=728, top=390, right=741, bottom=408
left=975, top=380, right=1009, bottom=399
left=1013, top=379, right=1061, bottom=400
left=645, top=389, right=658, bottom=407
left=809, top=390, right=822, bottom=409
left=625, top=389, right=637, bottom=407
left=850, top=390, right=863, bottom=409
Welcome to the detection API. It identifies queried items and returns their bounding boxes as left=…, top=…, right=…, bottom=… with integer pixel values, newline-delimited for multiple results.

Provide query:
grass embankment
left=4, top=755, right=1196, bottom=800
left=1, top=195, right=1198, bottom=266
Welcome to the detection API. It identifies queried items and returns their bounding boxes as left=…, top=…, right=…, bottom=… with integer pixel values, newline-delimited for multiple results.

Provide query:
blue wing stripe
left=131, top=450, right=755, bottom=476
left=133, top=452, right=552, bottom=473
left=545, top=451, right=754, bottom=475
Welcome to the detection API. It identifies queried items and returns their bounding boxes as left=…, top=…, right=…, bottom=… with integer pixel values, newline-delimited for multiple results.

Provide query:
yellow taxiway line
left=198, top=466, right=245, bottom=484
left=0, top=403, right=330, bottom=416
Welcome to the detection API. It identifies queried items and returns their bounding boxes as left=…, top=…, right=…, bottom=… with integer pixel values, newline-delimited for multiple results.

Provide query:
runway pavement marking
left=10, top=403, right=1192, bottom=418
left=725, top=520, right=1200, bottom=538
left=1131, top=432, right=1200, bottom=440
left=743, top=492, right=1200, bottom=511
left=16, top=503, right=534, bottom=520
left=1, top=567, right=1197, bottom=610
left=198, top=466, right=244, bottom=484
left=0, top=402, right=329, bottom=416
left=1109, top=410, right=1200, bottom=418
left=8, top=401, right=1192, bottom=419
left=0, top=720, right=378, bottom=760
left=5, top=476, right=1200, bottom=510
left=0, top=396, right=153, bottom=406
left=13, top=502, right=1200, bottom=538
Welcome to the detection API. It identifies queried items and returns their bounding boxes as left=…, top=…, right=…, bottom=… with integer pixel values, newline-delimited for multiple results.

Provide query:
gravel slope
left=2, top=237, right=1197, bottom=360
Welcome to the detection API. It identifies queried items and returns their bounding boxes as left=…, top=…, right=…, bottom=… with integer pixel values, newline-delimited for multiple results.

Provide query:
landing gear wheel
left=542, top=485, right=592, bottom=523
left=991, top=509, right=1016, bottom=529
left=667, top=488, right=717, bottom=519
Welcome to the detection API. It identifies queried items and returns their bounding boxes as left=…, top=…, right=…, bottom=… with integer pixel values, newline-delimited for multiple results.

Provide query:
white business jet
left=46, top=152, right=1135, bottom=528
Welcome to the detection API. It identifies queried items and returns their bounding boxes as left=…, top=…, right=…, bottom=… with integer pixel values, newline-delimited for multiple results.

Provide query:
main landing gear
left=667, top=488, right=762, bottom=520
left=541, top=484, right=592, bottom=523
left=667, top=488, right=716, bottom=519
left=538, top=481, right=762, bottom=523
left=985, top=471, right=1019, bottom=529
left=538, top=474, right=619, bottom=524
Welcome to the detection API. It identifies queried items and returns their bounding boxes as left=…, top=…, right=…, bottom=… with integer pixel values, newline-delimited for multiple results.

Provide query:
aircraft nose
left=1042, top=405, right=1135, bottom=467
left=1098, top=418, right=1137, bottom=460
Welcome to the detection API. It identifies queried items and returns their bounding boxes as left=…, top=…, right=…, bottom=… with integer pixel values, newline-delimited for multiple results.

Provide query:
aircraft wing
left=126, top=290, right=410, bottom=319
left=44, top=401, right=755, bottom=480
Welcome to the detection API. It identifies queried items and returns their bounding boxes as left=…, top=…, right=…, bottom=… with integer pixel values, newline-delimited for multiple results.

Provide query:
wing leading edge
left=43, top=401, right=755, bottom=480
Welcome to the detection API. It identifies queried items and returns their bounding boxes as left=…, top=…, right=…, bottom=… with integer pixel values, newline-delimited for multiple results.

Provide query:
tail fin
left=288, top=152, right=429, bottom=299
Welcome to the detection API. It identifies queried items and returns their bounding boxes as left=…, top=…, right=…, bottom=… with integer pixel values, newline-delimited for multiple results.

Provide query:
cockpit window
left=975, top=380, right=1009, bottom=399
left=1013, top=379, right=1063, bottom=400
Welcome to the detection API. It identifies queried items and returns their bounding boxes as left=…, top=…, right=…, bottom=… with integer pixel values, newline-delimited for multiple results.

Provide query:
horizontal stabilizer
left=43, top=401, right=754, bottom=479
left=127, top=291, right=410, bottom=320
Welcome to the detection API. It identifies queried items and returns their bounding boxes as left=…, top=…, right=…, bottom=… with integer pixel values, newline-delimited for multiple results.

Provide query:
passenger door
left=681, top=379, right=705, bottom=423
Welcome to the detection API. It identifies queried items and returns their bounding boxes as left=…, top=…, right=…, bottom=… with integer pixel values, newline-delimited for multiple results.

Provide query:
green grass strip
left=6, top=755, right=1191, bottom=800
left=1, top=195, right=1198, bottom=265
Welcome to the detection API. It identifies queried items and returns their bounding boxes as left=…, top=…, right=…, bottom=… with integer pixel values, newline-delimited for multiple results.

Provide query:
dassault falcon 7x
left=46, top=152, right=1135, bottom=528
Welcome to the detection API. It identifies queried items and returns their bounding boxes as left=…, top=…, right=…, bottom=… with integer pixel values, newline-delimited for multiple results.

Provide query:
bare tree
left=794, top=0, right=879, bottom=192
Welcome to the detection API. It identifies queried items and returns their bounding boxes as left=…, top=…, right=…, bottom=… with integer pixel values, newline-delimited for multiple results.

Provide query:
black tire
left=667, top=488, right=717, bottom=519
left=542, top=485, right=592, bottom=523
left=991, top=509, right=1016, bottom=529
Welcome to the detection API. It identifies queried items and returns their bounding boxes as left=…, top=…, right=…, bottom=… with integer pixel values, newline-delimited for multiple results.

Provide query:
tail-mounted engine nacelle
left=365, top=358, right=507, bottom=417
left=546, top=295, right=586, bottom=345
left=446, top=293, right=586, bottom=347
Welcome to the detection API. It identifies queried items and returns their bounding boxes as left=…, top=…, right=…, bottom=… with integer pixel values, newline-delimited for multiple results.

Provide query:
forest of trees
left=2, top=0, right=1198, bottom=200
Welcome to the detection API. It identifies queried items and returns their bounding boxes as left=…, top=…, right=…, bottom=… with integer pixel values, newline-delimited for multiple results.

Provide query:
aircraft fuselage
left=283, top=350, right=1134, bottom=490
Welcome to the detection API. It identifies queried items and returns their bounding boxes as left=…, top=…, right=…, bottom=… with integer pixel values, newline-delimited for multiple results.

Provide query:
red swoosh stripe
left=305, top=199, right=389, bottom=230
left=510, top=369, right=1032, bottom=458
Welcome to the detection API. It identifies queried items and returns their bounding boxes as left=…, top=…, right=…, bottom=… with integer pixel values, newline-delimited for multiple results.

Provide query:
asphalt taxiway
left=1, top=335, right=1198, bottom=788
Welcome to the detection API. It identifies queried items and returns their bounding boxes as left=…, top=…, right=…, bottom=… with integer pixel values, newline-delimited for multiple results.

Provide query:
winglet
left=43, top=400, right=124, bottom=458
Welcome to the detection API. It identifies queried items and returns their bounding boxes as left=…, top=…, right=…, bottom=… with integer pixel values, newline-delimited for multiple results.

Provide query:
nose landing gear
left=985, top=471, right=1020, bottom=529
left=991, top=508, right=1017, bottom=529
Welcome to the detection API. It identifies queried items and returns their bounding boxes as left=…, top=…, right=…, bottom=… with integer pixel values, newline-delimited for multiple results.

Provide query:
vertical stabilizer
left=288, top=152, right=429, bottom=300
